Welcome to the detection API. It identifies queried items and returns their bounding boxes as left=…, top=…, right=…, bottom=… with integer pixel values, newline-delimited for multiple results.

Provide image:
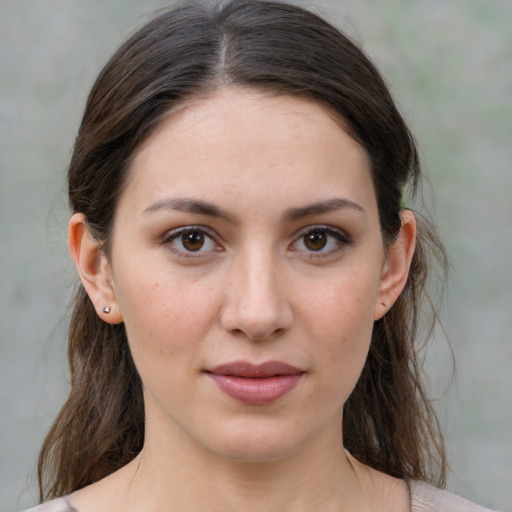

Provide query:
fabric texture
left=408, top=481, right=499, bottom=511
left=22, top=497, right=76, bottom=512
left=23, top=481, right=499, bottom=511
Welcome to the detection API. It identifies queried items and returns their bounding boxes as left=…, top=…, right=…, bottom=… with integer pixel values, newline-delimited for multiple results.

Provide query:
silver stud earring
left=102, top=306, right=111, bottom=314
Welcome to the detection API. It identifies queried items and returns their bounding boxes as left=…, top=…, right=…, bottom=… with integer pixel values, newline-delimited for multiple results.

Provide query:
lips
left=206, top=361, right=304, bottom=404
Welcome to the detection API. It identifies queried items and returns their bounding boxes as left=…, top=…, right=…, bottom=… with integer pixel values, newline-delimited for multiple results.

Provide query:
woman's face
left=99, top=89, right=404, bottom=461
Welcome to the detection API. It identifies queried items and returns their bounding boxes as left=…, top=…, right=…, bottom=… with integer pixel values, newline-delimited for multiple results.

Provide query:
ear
left=373, top=209, right=416, bottom=320
left=68, top=213, right=123, bottom=324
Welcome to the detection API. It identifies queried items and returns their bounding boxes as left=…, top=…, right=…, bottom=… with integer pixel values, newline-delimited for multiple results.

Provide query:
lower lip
left=207, top=374, right=303, bottom=405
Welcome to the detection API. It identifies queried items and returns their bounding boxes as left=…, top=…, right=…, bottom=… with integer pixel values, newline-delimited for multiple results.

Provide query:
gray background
left=1, top=1, right=511, bottom=510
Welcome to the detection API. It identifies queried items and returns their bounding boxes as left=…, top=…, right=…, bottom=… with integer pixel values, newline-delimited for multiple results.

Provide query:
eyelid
left=161, top=225, right=216, bottom=242
left=294, top=224, right=350, bottom=239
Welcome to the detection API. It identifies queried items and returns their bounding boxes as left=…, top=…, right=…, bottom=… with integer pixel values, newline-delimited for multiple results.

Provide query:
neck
left=120, top=414, right=368, bottom=512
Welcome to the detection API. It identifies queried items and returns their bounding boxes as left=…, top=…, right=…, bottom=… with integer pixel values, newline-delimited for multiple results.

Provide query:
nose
left=220, top=249, right=293, bottom=341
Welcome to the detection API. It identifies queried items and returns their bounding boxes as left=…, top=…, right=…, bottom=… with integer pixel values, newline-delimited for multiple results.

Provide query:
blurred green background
left=1, top=1, right=511, bottom=510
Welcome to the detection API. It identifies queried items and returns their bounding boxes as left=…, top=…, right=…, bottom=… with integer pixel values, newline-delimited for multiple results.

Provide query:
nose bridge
left=221, top=240, right=292, bottom=340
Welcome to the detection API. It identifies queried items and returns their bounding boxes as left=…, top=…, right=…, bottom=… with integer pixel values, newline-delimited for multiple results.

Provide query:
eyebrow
left=143, top=196, right=365, bottom=222
left=144, top=197, right=234, bottom=221
left=283, top=197, right=365, bottom=221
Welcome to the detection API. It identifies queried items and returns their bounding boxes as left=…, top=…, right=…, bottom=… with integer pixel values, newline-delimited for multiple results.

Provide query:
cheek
left=301, top=270, right=379, bottom=391
left=305, top=268, right=379, bottom=337
left=114, top=268, right=221, bottom=368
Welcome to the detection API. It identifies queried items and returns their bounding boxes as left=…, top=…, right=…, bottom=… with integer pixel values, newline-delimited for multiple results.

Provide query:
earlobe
left=374, top=209, right=416, bottom=320
left=68, top=213, right=123, bottom=324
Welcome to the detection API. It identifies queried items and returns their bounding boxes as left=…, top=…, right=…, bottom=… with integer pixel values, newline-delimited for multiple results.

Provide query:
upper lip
left=208, top=361, right=304, bottom=378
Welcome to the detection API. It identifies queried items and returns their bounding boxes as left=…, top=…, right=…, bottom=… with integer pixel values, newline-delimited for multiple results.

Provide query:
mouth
left=205, top=361, right=305, bottom=405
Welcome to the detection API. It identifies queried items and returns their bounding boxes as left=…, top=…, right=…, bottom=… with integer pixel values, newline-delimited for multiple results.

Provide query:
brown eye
left=181, top=231, right=205, bottom=251
left=303, top=232, right=328, bottom=251
left=164, top=227, right=219, bottom=257
left=291, top=226, right=351, bottom=257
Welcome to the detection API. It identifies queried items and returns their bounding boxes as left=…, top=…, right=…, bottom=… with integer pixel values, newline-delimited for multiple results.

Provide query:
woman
left=26, top=1, right=497, bottom=510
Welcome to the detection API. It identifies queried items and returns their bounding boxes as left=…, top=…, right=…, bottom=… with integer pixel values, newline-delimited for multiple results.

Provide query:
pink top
left=408, top=481, right=498, bottom=511
left=23, top=480, right=499, bottom=511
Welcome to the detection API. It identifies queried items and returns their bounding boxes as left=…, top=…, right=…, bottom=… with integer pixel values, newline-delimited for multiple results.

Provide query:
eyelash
left=160, top=225, right=352, bottom=259
left=290, top=225, right=352, bottom=258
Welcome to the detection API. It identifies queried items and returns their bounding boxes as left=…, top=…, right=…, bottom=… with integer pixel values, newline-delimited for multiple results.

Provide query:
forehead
left=120, top=88, right=377, bottom=218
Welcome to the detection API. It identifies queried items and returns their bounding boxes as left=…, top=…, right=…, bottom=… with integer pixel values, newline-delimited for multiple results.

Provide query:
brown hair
left=38, top=0, right=448, bottom=501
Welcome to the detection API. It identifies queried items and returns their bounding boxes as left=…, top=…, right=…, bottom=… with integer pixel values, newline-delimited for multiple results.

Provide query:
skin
left=69, top=88, right=416, bottom=512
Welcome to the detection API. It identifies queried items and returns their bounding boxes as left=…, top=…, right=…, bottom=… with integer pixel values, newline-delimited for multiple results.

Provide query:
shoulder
left=21, top=496, right=77, bottom=512
left=409, top=480, right=500, bottom=512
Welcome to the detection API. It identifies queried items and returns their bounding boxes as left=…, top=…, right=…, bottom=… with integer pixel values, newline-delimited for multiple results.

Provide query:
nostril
left=219, top=275, right=293, bottom=339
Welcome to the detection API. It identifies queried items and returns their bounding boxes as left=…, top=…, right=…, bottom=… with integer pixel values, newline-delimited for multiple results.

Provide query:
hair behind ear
left=38, top=286, right=144, bottom=500
left=343, top=211, right=448, bottom=487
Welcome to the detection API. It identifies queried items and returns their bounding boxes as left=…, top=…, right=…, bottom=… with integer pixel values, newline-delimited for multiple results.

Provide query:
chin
left=202, top=416, right=316, bottom=463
